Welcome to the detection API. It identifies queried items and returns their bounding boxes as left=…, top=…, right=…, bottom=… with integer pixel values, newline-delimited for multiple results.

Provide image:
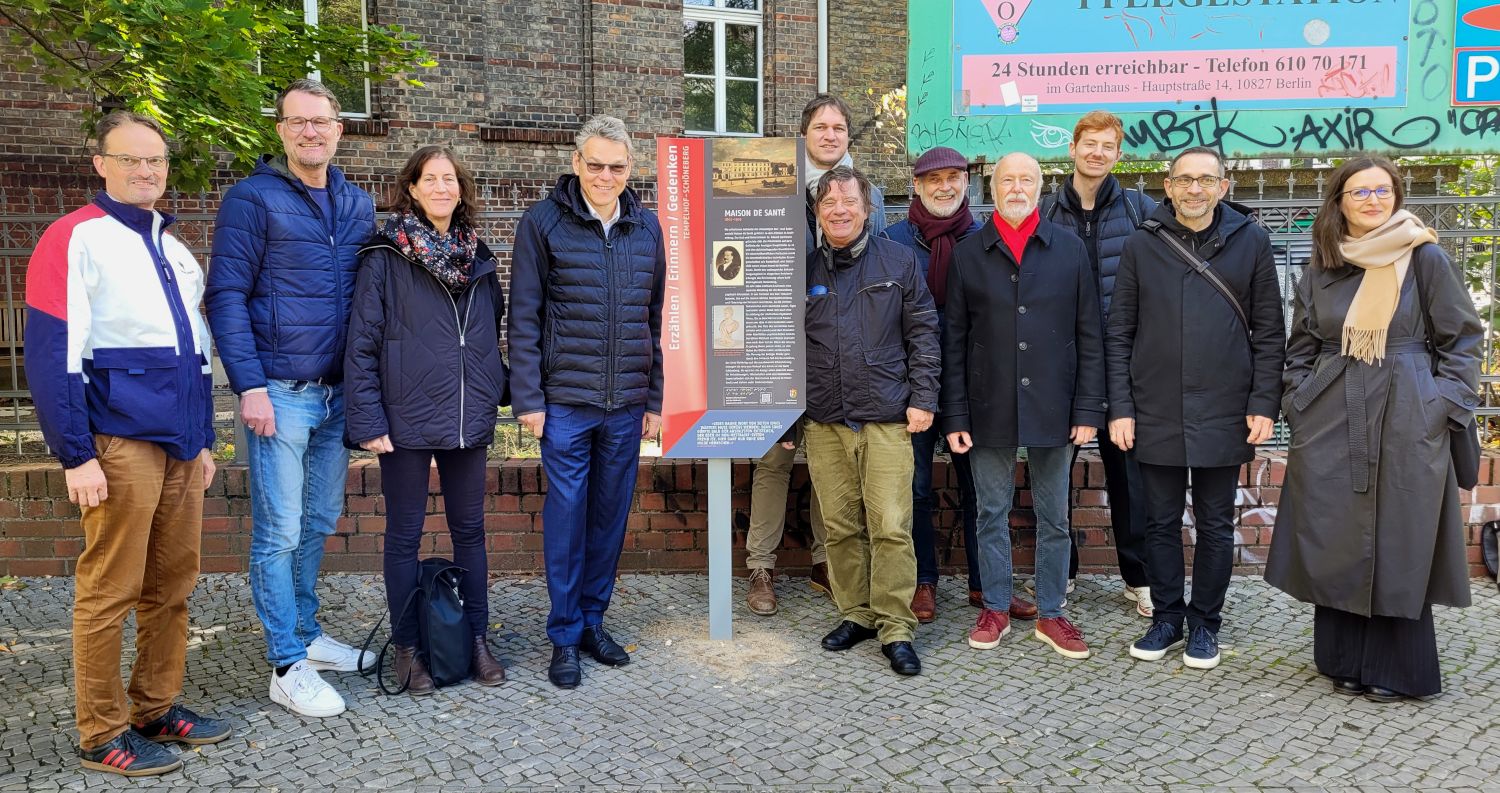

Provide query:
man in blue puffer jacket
left=205, top=79, right=376, bottom=718
left=508, top=115, right=666, bottom=690
left=1038, top=110, right=1158, bottom=618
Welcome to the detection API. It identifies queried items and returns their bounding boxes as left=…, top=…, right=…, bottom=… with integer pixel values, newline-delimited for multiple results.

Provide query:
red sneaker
left=1034, top=616, right=1091, bottom=659
left=967, top=608, right=1010, bottom=650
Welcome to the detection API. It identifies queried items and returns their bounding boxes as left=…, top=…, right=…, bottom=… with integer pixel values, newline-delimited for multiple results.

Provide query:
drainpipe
left=817, top=0, right=828, bottom=92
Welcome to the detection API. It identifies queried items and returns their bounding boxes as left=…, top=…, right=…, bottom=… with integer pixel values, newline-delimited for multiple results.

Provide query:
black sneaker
left=1128, top=621, right=1184, bottom=661
left=79, top=730, right=182, bottom=777
left=1183, top=626, right=1221, bottom=670
left=133, top=704, right=233, bottom=745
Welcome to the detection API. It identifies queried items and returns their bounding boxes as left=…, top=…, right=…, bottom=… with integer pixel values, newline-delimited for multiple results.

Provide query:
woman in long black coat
left=345, top=146, right=510, bottom=693
left=1266, top=156, right=1481, bottom=702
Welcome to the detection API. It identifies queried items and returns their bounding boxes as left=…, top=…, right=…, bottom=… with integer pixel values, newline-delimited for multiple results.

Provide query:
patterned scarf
left=380, top=209, right=478, bottom=295
left=1338, top=209, right=1438, bottom=365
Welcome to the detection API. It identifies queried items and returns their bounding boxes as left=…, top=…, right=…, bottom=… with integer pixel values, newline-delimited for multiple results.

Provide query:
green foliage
left=0, top=0, right=435, bottom=190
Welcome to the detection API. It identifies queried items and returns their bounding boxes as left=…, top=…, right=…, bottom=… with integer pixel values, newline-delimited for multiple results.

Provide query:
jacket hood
left=548, top=173, right=645, bottom=228
left=1152, top=198, right=1257, bottom=240
left=1056, top=173, right=1120, bottom=214
left=253, top=153, right=350, bottom=194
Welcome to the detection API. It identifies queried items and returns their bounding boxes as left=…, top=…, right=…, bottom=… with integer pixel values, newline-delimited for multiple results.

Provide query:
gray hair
left=276, top=78, right=342, bottom=118
left=94, top=111, right=167, bottom=154
left=575, top=114, right=634, bottom=157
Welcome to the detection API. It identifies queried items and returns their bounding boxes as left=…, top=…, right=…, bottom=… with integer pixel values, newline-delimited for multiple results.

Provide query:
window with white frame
left=287, top=0, right=372, bottom=117
left=683, top=1, right=762, bottom=135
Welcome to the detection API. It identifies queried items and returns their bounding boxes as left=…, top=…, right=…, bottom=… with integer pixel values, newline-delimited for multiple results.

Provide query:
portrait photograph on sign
left=711, top=240, right=745, bottom=286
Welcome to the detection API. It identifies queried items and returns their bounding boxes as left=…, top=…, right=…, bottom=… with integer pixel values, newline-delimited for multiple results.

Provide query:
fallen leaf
left=624, top=644, right=638, bottom=653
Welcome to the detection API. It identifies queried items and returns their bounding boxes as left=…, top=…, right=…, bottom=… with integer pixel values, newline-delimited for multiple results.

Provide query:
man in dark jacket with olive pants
left=1107, top=147, right=1285, bottom=671
left=509, top=116, right=666, bottom=689
left=801, top=166, right=940, bottom=677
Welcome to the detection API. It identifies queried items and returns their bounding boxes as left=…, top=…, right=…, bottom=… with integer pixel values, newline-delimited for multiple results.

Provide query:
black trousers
left=1067, top=436, right=1151, bottom=586
left=1138, top=463, right=1238, bottom=633
left=1314, top=605, right=1441, bottom=697
left=380, top=445, right=491, bottom=646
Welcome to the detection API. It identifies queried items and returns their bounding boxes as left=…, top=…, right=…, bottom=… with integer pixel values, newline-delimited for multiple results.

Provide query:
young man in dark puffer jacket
left=1038, top=110, right=1158, bottom=618
left=508, top=115, right=666, bottom=690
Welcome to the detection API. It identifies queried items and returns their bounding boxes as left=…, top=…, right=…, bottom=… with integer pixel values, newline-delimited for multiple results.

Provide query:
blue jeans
left=540, top=403, right=644, bottom=647
left=911, top=425, right=979, bottom=588
left=246, top=380, right=349, bottom=667
left=969, top=445, right=1073, bottom=619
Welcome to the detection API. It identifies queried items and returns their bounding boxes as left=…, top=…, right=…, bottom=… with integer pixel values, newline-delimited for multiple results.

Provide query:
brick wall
left=3, top=451, right=1495, bottom=580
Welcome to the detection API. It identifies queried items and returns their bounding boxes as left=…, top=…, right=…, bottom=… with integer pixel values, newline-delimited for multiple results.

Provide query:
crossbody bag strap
left=1141, top=219, right=1252, bottom=345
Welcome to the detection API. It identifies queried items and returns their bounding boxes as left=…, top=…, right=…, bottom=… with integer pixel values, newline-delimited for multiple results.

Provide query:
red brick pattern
left=2, top=451, right=1494, bottom=579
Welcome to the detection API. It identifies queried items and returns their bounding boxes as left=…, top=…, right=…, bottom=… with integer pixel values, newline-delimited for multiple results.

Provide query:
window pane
left=726, top=79, right=758, bottom=134
left=725, top=24, right=757, bottom=79
left=684, top=0, right=714, bottom=5
left=319, top=0, right=369, bottom=115
left=685, top=77, right=717, bottom=132
left=684, top=20, right=714, bottom=76
left=725, top=0, right=758, bottom=8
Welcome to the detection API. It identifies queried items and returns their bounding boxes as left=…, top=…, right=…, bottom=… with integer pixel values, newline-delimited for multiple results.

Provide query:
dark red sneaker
left=1034, top=616, right=1091, bottom=659
left=133, top=703, right=233, bottom=745
left=80, top=730, right=182, bottom=777
left=967, top=608, right=1010, bottom=649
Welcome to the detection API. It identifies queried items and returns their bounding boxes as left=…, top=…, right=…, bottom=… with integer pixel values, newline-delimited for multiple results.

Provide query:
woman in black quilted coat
left=344, top=146, right=509, bottom=693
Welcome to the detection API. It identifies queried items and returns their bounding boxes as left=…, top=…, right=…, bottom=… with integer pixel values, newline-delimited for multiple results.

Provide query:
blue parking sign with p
left=1456, top=0, right=1500, bottom=104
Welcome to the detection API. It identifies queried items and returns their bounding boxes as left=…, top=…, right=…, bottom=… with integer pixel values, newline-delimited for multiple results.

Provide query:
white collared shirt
left=588, top=199, right=621, bottom=236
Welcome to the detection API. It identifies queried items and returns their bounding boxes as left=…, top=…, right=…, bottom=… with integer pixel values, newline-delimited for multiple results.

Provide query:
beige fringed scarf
left=1338, top=209, right=1438, bottom=365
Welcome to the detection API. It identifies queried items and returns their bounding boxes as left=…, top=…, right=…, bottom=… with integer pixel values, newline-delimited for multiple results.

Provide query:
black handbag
left=361, top=558, right=472, bottom=694
left=1411, top=257, right=1482, bottom=491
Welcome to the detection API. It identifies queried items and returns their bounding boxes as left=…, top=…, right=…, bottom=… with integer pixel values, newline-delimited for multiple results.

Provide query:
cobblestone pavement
left=0, top=572, right=1496, bottom=791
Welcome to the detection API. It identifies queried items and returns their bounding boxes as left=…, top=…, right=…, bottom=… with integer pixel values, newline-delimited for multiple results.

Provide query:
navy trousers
left=540, top=402, right=645, bottom=646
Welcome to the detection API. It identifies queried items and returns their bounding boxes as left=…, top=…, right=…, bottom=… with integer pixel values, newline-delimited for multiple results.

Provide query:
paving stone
left=0, top=574, right=1495, bottom=790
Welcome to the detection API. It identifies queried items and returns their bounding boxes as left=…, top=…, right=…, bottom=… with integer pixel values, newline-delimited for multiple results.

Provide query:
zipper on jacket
left=604, top=229, right=617, bottom=411
left=147, top=217, right=200, bottom=451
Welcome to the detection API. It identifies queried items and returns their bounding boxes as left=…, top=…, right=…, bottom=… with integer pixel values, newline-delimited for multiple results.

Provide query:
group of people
left=745, top=101, right=1480, bottom=698
left=22, top=80, right=1480, bottom=779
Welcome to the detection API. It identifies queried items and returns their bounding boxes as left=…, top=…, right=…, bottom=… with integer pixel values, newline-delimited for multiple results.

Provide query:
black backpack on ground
left=361, top=558, right=472, bottom=694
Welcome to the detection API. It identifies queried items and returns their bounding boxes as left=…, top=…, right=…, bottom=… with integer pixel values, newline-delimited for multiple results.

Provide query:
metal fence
left=3, top=169, right=1498, bottom=458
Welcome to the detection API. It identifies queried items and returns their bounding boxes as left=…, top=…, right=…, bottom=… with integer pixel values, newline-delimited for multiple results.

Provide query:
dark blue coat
left=206, top=155, right=376, bottom=392
left=344, top=239, right=508, bottom=450
left=880, top=214, right=983, bottom=305
left=507, top=175, right=665, bottom=416
left=940, top=216, right=1108, bottom=448
left=1040, top=174, right=1156, bottom=318
left=805, top=233, right=941, bottom=428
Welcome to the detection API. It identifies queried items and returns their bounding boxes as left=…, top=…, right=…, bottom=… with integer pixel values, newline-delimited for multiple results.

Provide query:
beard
left=1000, top=198, right=1035, bottom=222
left=920, top=194, right=963, bottom=218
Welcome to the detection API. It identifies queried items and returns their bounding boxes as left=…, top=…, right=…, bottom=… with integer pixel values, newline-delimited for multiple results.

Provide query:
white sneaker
left=1124, top=585, right=1154, bottom=618
left=305, top=634, right=375, bottom=672
left=269, top=660, right=346, bottom=718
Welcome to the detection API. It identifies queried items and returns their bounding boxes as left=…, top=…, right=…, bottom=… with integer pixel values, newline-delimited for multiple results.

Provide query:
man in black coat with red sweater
left=942, top=152, right=1107, bottom=661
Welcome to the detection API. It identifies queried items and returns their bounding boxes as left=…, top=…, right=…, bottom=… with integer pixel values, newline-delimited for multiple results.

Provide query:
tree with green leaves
left=1, top=0, right=434, bottom=190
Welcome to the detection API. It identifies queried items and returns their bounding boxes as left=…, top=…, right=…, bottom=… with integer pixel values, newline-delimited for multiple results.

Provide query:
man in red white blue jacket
left=24, top=112, right=230, bottom=777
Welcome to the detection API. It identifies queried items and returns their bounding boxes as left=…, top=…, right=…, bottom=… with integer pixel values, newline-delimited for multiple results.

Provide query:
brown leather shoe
left=968, top=589, right=984, bottom=608
left=747, top=568, right=778, bottom=616
left=471, top=636, right=506, bottom=686
left=1009, top=595, right=1038, bottom=620
left=911, top=582, right=937, bottom=623
left=392, top=644, right=435, bottom=695
left=809, top=562, right=832, bottom=598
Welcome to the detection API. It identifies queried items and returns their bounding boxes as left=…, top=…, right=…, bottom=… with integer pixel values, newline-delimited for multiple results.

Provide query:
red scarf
left=994, top=208, right=1039, bottom=265
left=907, top=196, right=973, bottom=308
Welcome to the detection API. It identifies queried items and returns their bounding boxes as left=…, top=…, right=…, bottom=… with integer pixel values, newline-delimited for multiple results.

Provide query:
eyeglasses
left=580, top=159, right=630, bottom=176
left=1341, top=186, right=1394, bottom=201
left=99, top=153, right=169, bottom=171
left=279, top=116, right=338, bottom=133
left=1168, top=175, right=1224, bottom=189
